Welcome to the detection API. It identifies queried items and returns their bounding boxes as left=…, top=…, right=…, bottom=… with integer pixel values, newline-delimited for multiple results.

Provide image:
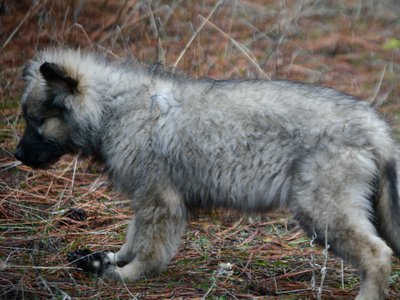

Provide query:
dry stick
left=113, top=25, right=133, bottom=57
left=95, top=45, right=121, bottom=59
left=201, top=277, right=217, bottom=300
left=58, top=154, right=84, bottom=182
left=145, top=1, right=165, bottom=64
left=0, top=161, right=21, bottom=172
left=238, top=251, right=253, bottom=280
left=120, top=275, right=137, bottom=299
left=317, top=224, right=330, bottom=300
left=0, top=0, right=44, bottom=51
left=220, top=217, right=243, bottom=236
left=200, top=16, right=269, bottom=79
left=172, top=0, right=223, bottom=72
left=340, top=259, right=345, bottom=289
left=96, top=6, right=165, bottom=43
left=69, top=156, right=78, bottom=199
left=114, top=0, right=130, bottom=30
left=35, top=268, right=56, bottom=298
left=67, top=23, right=94, bottom=50
left=370, top=64, right=387, bottom=108
left=4, top=265, right=75, bottom=270
left=309, top=230, right=317, bottom=292
left=146, top=0, right=159, bottom=39
left=61, top=4, right=70, bottom=34
left=224, top=0, right=238, bottom=56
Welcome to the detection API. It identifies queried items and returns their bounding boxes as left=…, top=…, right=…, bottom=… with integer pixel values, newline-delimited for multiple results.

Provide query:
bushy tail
left=374, top=160, right=400, bottom=257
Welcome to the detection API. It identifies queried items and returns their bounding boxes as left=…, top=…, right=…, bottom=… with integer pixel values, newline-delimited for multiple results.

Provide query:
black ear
left=40, top=62, right=78, bottom=94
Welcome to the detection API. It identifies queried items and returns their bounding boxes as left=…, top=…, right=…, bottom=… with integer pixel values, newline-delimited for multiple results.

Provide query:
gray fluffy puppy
left=15, top=48, right=400, bottom=300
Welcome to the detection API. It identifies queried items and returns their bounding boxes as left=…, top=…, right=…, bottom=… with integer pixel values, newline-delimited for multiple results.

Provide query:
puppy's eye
left=35, top=118, right=45, bottom=126
left=27, top=115, right=45, bottom=127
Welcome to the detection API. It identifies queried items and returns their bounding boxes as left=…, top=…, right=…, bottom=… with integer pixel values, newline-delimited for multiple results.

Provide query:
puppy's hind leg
left=331, top=217, right=392, bottom=300
left=294, top=198, right=392, bottom=300
left=292, top=149, right=392, bottom=300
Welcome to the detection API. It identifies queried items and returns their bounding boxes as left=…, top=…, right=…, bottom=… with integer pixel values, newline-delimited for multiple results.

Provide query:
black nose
left=14, top=148, right=24, bottom=161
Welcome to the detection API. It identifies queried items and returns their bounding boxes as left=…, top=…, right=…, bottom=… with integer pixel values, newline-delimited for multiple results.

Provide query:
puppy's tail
left=374, top=159, right=400, bottom=257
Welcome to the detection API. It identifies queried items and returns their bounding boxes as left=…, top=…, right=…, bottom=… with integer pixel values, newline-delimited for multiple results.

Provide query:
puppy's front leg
left=69, top=185, right=187, bottom=280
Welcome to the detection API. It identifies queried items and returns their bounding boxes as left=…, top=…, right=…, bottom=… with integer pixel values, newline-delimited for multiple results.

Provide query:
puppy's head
left=14, top=61, right=78, bottom=168
left=15, top=49, right=109, bottom=168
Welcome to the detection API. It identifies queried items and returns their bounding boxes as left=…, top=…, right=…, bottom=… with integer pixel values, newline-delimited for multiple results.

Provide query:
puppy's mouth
left=14, top=143, right=67, bottom=170
left=14, top=151, right=62, bottom=170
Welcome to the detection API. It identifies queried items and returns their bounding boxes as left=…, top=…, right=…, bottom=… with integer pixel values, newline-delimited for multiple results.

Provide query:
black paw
left=64, top=208, right=87, bottom=222
left=67, top=249, right=109, bottom=277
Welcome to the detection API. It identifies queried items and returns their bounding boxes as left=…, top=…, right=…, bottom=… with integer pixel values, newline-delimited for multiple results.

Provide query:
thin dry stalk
left=200, top=16, right=269, bottom=78
left=172, top=0, right=223, bottom=72
left=0, top=0, right=44, bottom=51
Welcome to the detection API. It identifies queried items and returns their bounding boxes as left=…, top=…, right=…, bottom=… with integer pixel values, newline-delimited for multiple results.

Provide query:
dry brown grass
left=1, top=0, right=400, bottom=299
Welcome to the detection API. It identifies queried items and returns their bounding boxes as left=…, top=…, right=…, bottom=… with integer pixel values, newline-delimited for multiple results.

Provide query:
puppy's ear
left=40, top=62, right=78, bottom=94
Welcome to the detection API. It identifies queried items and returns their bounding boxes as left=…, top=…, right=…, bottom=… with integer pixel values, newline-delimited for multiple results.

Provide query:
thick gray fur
left=17, top=48, right=400, bottom=300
